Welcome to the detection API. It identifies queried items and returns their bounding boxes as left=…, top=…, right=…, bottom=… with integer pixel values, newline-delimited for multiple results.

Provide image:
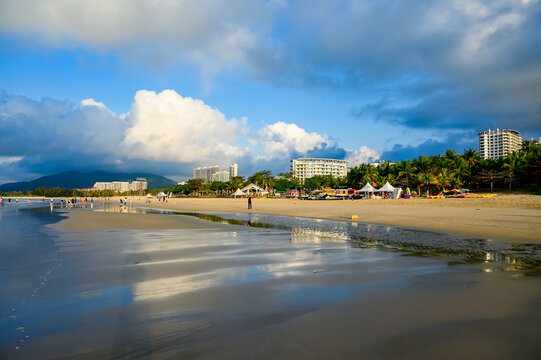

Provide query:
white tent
left=232, top=188, right=246, bottom=198
left=359, top=182, right=376, bottom=192
left=377, top=182, right=395, bottom=192
left=156, top=192, right=167, bottom=197
left=146, top=194, right=153, bottom=198
left=241, top=183, right=269, bottom=196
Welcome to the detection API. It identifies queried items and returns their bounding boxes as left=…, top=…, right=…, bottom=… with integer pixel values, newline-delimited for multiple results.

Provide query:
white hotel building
left=290, top=158, right=348, bottom=183
left=478, top=129, right=522, bottom=160
left=93, top=178, right=147, bottom=192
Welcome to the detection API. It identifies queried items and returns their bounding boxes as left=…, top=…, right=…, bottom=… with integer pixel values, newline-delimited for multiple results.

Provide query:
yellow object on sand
left=351, top=214, right=358, bottom=220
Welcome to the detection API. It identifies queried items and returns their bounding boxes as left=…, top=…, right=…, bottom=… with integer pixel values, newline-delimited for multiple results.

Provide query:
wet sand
left=2, top=205, right=540, bottom=359
left=54, top=209, right=219, bottom=232
left=128, top=195, right=541, bottom=244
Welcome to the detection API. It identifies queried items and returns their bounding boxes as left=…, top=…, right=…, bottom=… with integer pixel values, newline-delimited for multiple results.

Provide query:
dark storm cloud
left=305, top=143, right=347, bottom=160
left=250, top=0, right=541, bottom=136
left=380, top=134, right=478, bottom=162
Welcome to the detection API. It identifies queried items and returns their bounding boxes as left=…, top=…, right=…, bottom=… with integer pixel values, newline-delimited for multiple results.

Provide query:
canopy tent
left=146, top=194, right=153, bottom=198
left=241, top=183, right=269, bottom=196
left=156, top=192, right=167, bottom=197
left=359, top=182, right=376, bottom=192
left=377, top=182, right=395, bottom=192
left=232, top=188, right=246, bottom=198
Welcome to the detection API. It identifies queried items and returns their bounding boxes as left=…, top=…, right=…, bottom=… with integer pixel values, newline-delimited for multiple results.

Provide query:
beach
left=1, top=199, right=540, bottom=359
left=125, top=195, right=541, bottom=244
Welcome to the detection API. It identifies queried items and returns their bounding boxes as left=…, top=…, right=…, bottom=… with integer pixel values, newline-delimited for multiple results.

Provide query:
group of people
left=0, top=198, right=20, bottom=205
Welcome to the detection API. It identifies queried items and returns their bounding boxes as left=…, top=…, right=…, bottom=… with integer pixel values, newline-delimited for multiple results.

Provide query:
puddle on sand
left=99, top=206, right=541, bottom=275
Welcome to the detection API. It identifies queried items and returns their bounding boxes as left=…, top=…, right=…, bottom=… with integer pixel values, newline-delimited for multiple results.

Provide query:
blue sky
left=1, top=0, right=540, bottom=183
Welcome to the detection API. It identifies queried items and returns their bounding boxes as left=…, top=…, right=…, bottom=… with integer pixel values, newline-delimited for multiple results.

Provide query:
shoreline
left=11, top=194, right=540, bottom=243
left=127, top=195, right=541, bottom=244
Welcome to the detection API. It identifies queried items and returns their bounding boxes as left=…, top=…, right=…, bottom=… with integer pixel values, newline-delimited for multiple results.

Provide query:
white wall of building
left=478, top=129, right=522, bottom=159
left=291, top=158, right=348, bottom=183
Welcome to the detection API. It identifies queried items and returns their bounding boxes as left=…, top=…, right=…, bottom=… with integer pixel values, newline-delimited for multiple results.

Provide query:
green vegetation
left=2, top=142, right=539, bottom=198
left=346, top=141, right=541, bottom=194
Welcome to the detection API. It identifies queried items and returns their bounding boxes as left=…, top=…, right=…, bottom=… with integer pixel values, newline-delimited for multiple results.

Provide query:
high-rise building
left=229, top=163, right=238, bottom=179
left=290, top=158, right=348, bottom=183
left=478, top=129, right=522, bottom=160
left=211, top=171, right=230, bottom=182
left=193, top=165, right=219, bottom=182
left=193, top=164, right=238, bottom=182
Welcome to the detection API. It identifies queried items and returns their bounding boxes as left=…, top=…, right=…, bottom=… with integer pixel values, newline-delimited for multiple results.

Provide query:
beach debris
left=351, top=214, right=358, bottom=220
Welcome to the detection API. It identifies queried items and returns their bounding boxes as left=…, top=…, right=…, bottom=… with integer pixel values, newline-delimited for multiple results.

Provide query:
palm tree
left=227, top=176, right=244, bottom=192
left=445, top=149, right=458, bottom=160
left=414, top=155, right=431, bottom=174
left=502, top=152, right=528, bottom=190
left=436, top=168, right=452, bottom=191
left=396, top=160, right=417, bottom=187
left=451, top=158, right=470, bottom=188
left=248, top=170, right=272, bottom=188
left=462, top=147, right=481, bottom=169
left=363, top=165, right=379, bottom=186
left=416, top=172, right=437, bottom=196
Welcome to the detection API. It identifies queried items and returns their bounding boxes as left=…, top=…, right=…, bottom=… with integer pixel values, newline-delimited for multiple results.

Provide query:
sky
left=1, top=0, right=540, bottom=183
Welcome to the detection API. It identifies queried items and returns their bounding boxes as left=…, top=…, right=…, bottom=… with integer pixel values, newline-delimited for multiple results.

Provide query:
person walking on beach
left=248, top=194, right=252, bottom=210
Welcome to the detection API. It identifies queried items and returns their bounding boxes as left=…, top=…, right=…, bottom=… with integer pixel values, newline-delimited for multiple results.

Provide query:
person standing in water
left=248, top=194, right=252, bottom=210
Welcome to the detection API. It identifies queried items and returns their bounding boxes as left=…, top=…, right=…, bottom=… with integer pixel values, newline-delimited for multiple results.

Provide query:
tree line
left=166, top=141, right=540, bottom=196
left=345, top=141, right=540, bottom=195
left=2, top=142, right=539, bottom=198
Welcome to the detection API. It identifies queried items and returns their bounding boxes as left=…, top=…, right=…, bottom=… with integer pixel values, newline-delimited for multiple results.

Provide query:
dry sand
left=123, top=195, right=541, bottom=244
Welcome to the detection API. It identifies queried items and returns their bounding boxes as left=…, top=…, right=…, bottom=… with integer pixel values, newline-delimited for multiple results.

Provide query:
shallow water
left=1, top=204, right=540, bottom=359
left=103, top=205, right=541, bottom=275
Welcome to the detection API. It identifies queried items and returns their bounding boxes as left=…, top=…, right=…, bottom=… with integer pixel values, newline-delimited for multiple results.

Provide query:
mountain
left=0, top=171, right=177, bottom=191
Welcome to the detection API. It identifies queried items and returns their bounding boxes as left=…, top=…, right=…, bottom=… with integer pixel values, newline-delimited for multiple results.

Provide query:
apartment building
left=229, top=163, right=238, bottom=179
left=478, top=129, right=522, bottom=160
left=194, top=163, right=239, bottom=182
left=290, top=158, right=348, bottom=183
left=211, top=171, right=230, bottom=182
left=193, top=165, right=220, bottom=182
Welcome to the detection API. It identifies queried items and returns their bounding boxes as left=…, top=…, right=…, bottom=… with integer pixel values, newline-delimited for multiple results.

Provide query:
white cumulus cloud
left=121, top=89, right=245, bottom=165
left=346, top=146, right=381, bottom=167
left=259, top=121, right=328, bottom=159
